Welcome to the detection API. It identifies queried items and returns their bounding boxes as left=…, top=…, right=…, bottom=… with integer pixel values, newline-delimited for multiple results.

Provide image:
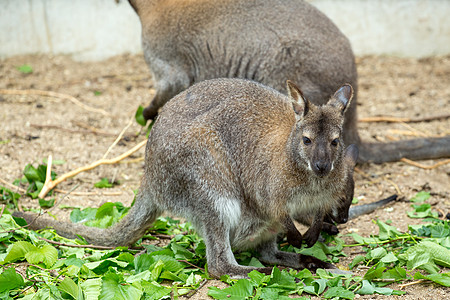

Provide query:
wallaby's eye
left=302, top=137, right=312, bottom=145
left=331, top=138, right=339, bottom=147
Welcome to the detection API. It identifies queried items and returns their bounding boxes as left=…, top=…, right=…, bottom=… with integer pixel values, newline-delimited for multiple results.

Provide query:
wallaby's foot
left=298, top=254, right=336, bottom=271
left=258, top=238, right=335, bottom=271
left=322, top=222, right=339, bottom=235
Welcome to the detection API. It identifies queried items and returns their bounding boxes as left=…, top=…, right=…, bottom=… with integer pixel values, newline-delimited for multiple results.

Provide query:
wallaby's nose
left=341, top=217, right=348, bottom=223
left=313, top=161, right=330, bottom=176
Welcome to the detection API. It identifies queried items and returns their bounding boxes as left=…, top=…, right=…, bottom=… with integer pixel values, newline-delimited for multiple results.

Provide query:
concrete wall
left=0, top=0, right=449, bottom=61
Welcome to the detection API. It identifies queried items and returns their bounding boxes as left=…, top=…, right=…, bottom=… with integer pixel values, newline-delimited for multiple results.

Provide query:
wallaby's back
left=130, top=0, right=450, bottom=163
left=130, top=0, right=359, bottom=144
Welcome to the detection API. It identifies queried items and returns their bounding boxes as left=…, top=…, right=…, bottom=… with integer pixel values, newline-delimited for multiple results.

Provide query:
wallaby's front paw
left=303, top=229, right=320, bottom=248
left=322, top=222, right=339, bottom=235
left=286, top=228, right=303, bottom=248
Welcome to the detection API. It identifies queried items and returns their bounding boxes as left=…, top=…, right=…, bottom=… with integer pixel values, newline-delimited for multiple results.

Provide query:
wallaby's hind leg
left=257, top=237, right=335, bottom=271
left=201, top=219, right=273, bottom=279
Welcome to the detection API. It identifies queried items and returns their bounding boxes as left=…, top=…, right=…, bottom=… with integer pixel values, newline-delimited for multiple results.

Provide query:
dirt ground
left=0, top=54, right=449, bottom=299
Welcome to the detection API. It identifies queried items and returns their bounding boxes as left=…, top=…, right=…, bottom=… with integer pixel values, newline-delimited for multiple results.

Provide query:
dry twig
left=38, top=236, right=116, bottom=250
left=359, top=113, right=450, bottom=123
left=31, top=123, right=116, bottom=137
left=398, top=279, right=427, bottom=289
left=38, top=139, right=147, bottom=198
left=103, top=116, right=134, bottom=159
left=400, top=158, right=450, bottom=170
left=0, top=89, right=110, bottom=116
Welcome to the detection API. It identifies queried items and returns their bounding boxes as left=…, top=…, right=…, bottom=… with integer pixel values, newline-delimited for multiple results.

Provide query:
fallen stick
left=38, top=139, right=147, bottom=198
left=400, top=158, right=450, bottom=170
left=0, top=89, right=110, bottom=116
left=31, top=123, right=116, bottom=137
left=359, top=113, right=450, bottom=123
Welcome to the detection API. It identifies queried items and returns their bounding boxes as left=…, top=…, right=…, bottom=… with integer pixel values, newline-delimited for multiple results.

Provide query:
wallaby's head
left=288, top=81, right=353, bottom=177
left=330, top=144, right=359, bottom=223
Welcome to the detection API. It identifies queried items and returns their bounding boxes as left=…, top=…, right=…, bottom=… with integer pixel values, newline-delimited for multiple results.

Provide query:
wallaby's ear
left=287, top=80, right=309, bottom=116
left=329, top=84, right=353, bottom=114
left=344, top=144, right=359, bottom=168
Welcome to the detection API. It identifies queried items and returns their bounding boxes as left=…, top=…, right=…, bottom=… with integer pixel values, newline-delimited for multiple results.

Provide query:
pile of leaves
left=0, top=167, right=449, bottom=299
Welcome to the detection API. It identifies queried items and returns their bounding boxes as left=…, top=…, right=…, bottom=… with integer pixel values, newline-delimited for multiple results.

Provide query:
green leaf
left=414, top=272, right=450, bottom=287
left=381, top=266, right=407, bottom=281
left=141, top=281, right=171, bottom=300
left=323, top=286, right=355, bottom=299
left=0, top=268, right=24, bottom=293
left=135, top=105, right=147, bottom=126
left=94, top=91, right=102, bottom=96
left=267, top=267, right=296, bottom=290
left=80, top=278, right=102, bottom=300
left=364, top=265, right=386, bottom=280
left=39, top=198, right=55, bottom=208
left=94, top=178, right=113, bottom=188
left=171, top=242, right=195, bottom=260
left=24, top=164, right=42, bottom=183
left=208, top=279, right=255, bottom=300
left=401, top=240, right=450, bottom=272
left=380, top=252, right=398, bottom=263
left=58, top=277, right=79, bottom=299
left=17, top=64, right=33, bottom=74
left=24, top=244, right=58, bottom=268
left=407, top=203, right=438, bottom=219
left=349, top=255, right=365, bottom=269
left=303, top=278, right=328, bottom=295
left=368, top=247, right=387, bottom=260
left=3, top=241, right=36, bottom=263
left=70, top=207, right=98, bottom=223
left=376, top=220, right=402, bottom=240
left=357, top=280, right=393, bottom=295
left=410, top=191, right=431, bottom=202
left=99, top=273, right=143, bottom=300
left=248, top=270, right=269, bottom=286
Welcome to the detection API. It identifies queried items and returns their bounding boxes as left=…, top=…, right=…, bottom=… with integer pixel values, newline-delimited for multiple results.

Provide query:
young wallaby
left=128, top=0, right=450, bottom=163
left=15, top=78, right=353, bottom=278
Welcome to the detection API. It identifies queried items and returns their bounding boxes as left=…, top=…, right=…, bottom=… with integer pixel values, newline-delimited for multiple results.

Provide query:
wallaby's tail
left=348, top=195, right=398, bottom=220
left=13, top=191, right=161, bottom=247
left=358, top=136, right=450, bottom=164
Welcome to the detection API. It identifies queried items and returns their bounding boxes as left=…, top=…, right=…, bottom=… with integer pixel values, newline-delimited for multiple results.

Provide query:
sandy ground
left=0, top=54, right=449, bottom=299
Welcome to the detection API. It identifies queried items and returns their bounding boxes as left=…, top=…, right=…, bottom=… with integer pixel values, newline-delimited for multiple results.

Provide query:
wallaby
left=128, top=0, right=450, bottom=163
left=15, top=78, right=354, bottom=278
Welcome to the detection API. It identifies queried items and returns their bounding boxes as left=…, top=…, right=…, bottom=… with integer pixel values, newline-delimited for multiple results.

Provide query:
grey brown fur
left=128, top=0, right=450, bottom=163
left=15, top=78, right=354, bottom=278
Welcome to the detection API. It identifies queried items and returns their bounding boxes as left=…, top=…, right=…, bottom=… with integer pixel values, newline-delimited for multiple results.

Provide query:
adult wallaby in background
left=128, top=0, right=450, bottom=163
left=15, top=78, right=354, bottom=278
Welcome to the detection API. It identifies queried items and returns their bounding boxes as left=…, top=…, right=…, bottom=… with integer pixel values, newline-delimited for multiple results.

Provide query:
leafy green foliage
left=135, top=105, right=147, bottom=126
left=17, top=64, right=33, bottom=74
left=94, top=177, right=120, bottom=188
left=0, top=186, right=21, bottom=209
left=20, top=162, right=57, bottom=199
left=1, top=192, right=449, bottom=299
left=135, top=105, right=155, bottom=137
